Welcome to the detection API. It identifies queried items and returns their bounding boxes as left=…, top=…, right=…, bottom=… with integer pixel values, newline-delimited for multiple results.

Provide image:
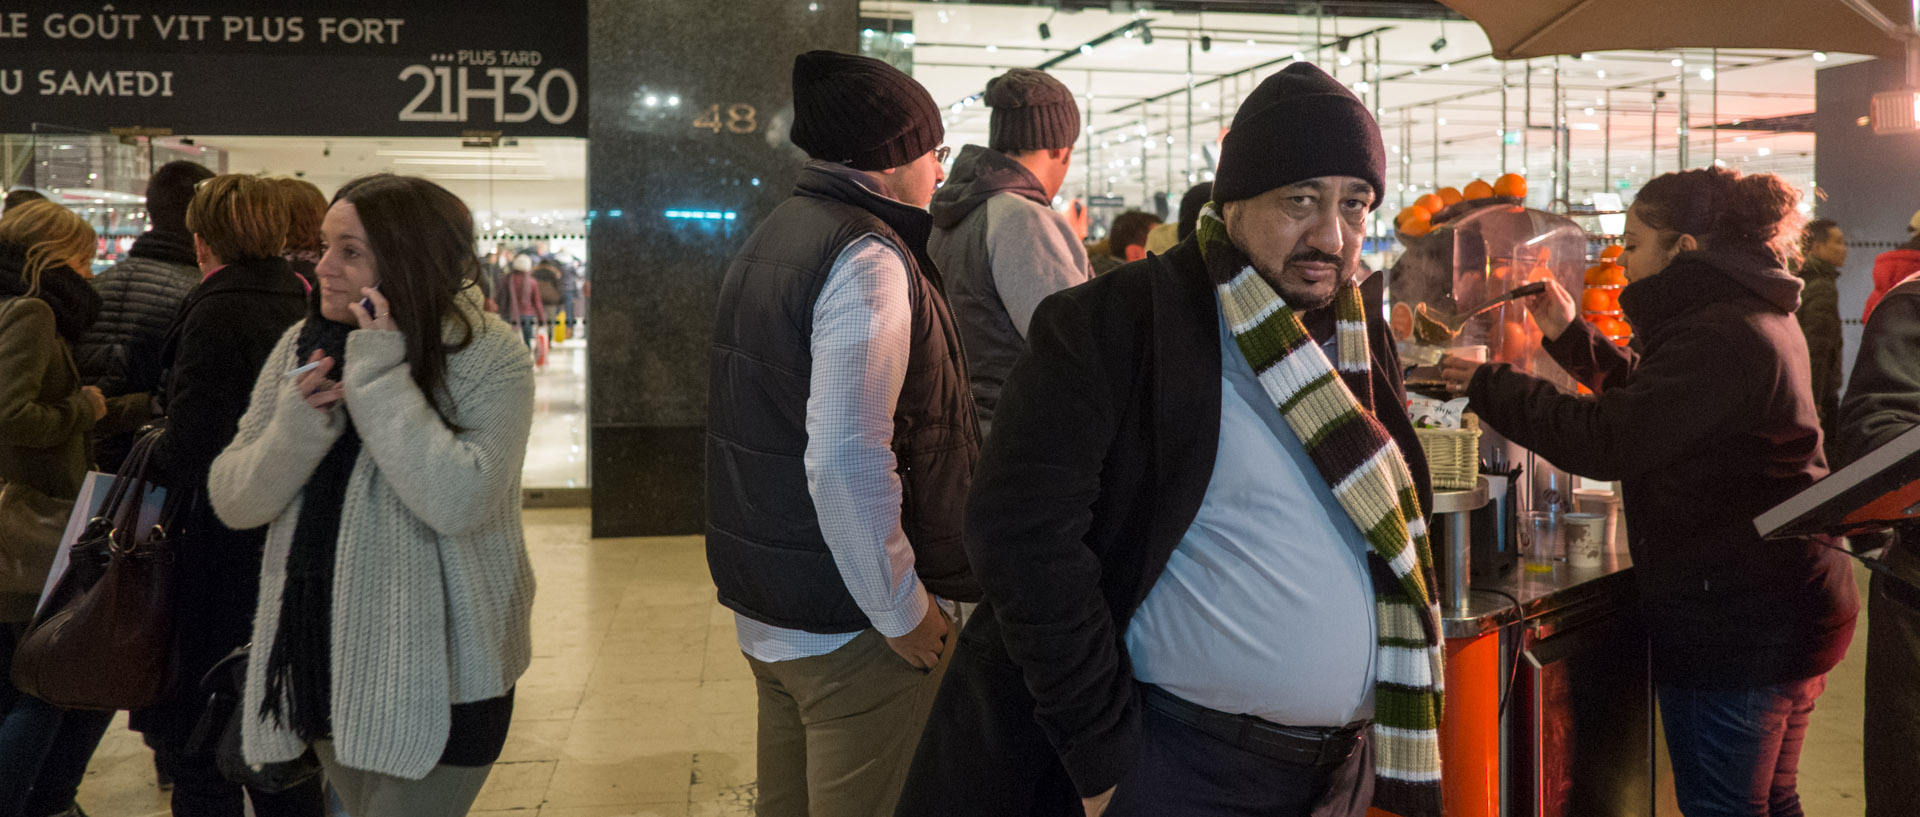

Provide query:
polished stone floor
left=73, top=508, right=1874, bottom=816
left=523, top=339, right=590, bottom=490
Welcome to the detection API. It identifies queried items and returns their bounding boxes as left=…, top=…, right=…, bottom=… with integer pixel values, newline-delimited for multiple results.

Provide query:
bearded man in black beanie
left=706, top=50, right=980, bottom=817
left=896, top=62, right=1443, bottom=817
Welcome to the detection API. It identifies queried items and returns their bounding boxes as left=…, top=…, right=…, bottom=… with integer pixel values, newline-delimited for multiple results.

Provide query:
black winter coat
left=895, top=238, right=1427, bottom=813
left=1839, top=274, right=1920, bottom=566
left=130, top=255, right=306, bottom=741
left=75, top=229, right=199, bottom=398
left=1468, top=247, right=1858, bottom=689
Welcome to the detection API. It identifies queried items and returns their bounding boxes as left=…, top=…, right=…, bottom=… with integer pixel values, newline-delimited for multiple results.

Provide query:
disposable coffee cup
left=1564, top=512, right=1606, bottom=569
left=1454, top=344, right=1488, bottom=363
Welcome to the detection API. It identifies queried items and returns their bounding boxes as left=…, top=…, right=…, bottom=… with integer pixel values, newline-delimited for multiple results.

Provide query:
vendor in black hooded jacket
left=1441, top=166, right=1857, bottom=817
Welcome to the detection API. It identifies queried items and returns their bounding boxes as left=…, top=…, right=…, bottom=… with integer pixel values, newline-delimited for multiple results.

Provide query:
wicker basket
left=1416, top=419, right=1482, bottom=491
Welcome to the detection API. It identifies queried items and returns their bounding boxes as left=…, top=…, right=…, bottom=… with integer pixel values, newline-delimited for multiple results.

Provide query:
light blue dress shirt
left=1125, top=300, right=1380, bottom=727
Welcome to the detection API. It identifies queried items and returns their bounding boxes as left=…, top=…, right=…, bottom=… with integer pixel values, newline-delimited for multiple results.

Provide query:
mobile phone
left=358, top=283, right=381, bottom=316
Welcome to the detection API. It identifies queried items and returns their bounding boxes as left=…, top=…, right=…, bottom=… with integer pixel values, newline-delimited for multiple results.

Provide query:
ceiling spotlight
left=1813, top=51, right=1829, bottom=62
left=1038, top=22, right=1051, bottom=40
left=1140, top=25, right=1153, bottom=46
left=1200, top=35, right=1211, bottom=52
left=1430, top=36, right=1448, bottom=53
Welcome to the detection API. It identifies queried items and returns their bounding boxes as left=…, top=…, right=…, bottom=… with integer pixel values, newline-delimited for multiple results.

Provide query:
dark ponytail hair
left=1632, top=166, right=1805, bottom=265
left=331, top=174, right=484, bottom=430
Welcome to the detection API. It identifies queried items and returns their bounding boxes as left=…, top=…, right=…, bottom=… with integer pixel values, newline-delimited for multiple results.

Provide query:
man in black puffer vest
left=705, top=50, right=979, bottom=817
left=75, top=159, right=216, bottom=469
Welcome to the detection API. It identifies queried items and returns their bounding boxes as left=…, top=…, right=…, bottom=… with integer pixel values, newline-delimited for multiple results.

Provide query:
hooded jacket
left=929, top=145, right=1089, bottom=433
left=1468, top=247, right=1859, bottom=688
left=1864, top=235, right=1920, bottom=322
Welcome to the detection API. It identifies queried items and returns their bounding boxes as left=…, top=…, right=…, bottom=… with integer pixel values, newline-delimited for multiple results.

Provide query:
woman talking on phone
left=1441, top=167, right=1857, bottom=817
left=209, top=174, right=536, bottom=815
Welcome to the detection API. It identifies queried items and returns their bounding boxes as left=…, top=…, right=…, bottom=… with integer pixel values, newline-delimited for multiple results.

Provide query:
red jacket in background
left=1864, top=246, right=1920, bottom=323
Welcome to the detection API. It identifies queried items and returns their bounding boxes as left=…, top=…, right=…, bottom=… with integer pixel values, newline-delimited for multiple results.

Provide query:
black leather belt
left=1140, top=684, right=1367, bottom=769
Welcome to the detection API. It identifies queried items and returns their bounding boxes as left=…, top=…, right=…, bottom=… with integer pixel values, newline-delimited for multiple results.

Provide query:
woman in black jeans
left=1442, top=167, right=1858, bottom=816
left=132, top=174, right=322, bottom=817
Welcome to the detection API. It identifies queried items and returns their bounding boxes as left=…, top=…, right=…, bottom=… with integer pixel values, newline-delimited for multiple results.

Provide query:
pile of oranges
left=1583, top=245, right=1632, bottom=346
left=1393, top=174, right=1528, bottom=237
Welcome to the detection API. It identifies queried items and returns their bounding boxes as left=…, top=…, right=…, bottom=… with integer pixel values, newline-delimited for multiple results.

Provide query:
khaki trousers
left=314, top=741, right=492, bottom=817
left=746, top=627, right=954, bottom=817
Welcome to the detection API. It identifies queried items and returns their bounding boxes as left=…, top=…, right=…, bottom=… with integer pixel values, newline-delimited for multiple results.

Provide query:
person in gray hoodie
left=930, top=68, right=1088, bottom=435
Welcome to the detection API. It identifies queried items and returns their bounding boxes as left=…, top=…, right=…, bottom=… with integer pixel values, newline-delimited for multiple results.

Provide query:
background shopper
left=209, top=174, right=535, bottom=816
left=131, top=173, right=321, bottom=817
left=274, top=177, right=329, bottom=294
left=930, top=67, right=1089, bottom=435
left=74, top=160, right=216, bottom=472
left=1795, top=218, right=1846, bottom=456
left=0, top=200, right=108, bottom=817
left=1443, top=166, right=1859, bottom=817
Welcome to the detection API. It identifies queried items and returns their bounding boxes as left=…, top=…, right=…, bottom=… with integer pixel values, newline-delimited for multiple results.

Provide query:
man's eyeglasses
left=933, top=146, right=951, bottom=164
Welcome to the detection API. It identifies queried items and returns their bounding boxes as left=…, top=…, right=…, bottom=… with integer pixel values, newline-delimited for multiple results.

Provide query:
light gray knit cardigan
left=209, top=301, right=536, bottom=780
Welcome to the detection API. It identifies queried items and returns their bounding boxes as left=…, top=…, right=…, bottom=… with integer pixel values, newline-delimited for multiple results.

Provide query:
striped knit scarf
left=1198, top=203, right=1444, bottom=817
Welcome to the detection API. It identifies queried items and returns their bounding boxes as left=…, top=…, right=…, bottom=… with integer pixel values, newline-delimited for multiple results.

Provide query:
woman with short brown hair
left=134, top=173, right=321, bottom=816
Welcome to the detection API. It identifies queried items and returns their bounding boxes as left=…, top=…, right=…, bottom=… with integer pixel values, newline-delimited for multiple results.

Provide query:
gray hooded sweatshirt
left=930, top=145, right=1090, bottom=434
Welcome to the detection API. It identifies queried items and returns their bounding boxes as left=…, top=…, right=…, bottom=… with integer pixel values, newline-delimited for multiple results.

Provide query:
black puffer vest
left=706, top=163, right=981, bottom=634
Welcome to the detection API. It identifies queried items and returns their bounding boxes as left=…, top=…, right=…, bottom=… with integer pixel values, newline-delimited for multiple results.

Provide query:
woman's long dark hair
left=1632, top=166, right=1805, bottom=265
left=331, top=174, right=484, bottom=430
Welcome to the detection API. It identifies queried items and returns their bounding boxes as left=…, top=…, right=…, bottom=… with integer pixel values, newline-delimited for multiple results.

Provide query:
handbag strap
left=98, top=429, right=165, bottom=540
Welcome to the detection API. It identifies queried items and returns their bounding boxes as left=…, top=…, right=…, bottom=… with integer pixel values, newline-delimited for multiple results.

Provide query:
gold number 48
left=693, top=103, right=757, bottom=134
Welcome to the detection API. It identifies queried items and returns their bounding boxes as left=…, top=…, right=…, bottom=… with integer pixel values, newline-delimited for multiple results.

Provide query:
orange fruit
left=1599, top=264, right=1629, bottom=287
left=1594, top=316, right=1630, bottom=337
left=1415, top=193, right=1446, bottom=214
left=1581, top=288, right=1618, bottom=313
left=1390, top=303, right=1414, bottom=341
left=1395, top=204, right=1430, bottom=227
left=1584, top=264, right=1608, bottom=286
left=1498, top=320, right=1532, bottom=361
left=1612, top=333, right=1633, bottom=347
left=1600, top=245, right=1624, bottom=259
left=1494, top=173, right=1528, bottom=199
left=1463, top=179, right=1495, bottom=200
left=1399, top=208, right=1433, bottom=237
left=1437, top=187, right=1464, bottom=207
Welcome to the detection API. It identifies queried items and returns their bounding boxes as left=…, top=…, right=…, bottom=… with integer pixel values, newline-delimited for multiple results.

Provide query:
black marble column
left=1814, top=58, right=1920, bottom=385
left=587, top=0, right=857, bottom=536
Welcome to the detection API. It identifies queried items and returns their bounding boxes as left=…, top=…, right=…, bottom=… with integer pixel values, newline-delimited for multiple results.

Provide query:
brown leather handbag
left=12, top=428, right=181, bottom=711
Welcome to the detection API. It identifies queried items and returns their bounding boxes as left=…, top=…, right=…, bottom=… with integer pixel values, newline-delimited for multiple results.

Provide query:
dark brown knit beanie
left=985, top=68, right=1081, bottom=152
left=790, top=50, right=943, bottom=171
left=1213, top=62, right=1385, bottom=209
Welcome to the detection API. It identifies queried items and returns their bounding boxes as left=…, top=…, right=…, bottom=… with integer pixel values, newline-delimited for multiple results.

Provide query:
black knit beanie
left=1213, top=62, right=1385, bottom=209
left=986, top=68, right=1080, bottom=152
left=790, top=50, right=943, bottom=171
left=146, top=159, right=215, bottom=232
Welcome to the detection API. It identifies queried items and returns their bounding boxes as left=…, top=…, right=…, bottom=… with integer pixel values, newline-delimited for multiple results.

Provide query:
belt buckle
left=1313, top=727, right=1358, bottom=767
